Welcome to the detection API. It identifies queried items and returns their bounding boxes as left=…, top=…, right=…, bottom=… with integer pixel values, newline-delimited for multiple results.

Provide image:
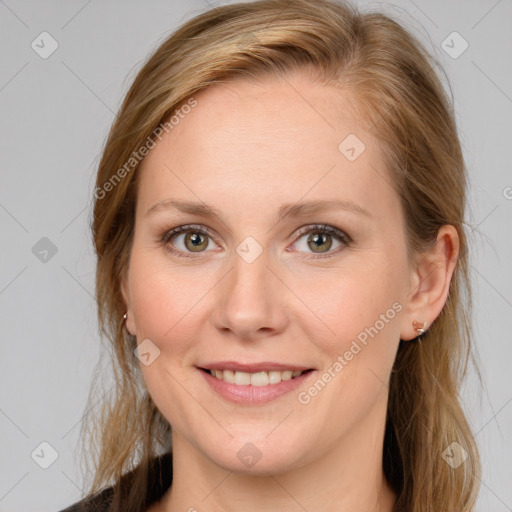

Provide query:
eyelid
left=161, top=223, right=219, bottom=245
left=291, top=223, right=351, bottom=244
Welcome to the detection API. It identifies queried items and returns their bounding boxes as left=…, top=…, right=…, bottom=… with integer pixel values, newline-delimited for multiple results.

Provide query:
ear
left=400, top=225, right=460, bottom=341
left=121, top=271, right=136, bottom=337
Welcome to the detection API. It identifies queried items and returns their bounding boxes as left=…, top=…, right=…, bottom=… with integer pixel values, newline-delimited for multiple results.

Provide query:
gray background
left=0, top=0, right=510, bottom=510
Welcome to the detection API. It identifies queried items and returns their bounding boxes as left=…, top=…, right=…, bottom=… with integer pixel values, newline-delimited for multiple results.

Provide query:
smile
left=198, top=365, right=315, bottom=405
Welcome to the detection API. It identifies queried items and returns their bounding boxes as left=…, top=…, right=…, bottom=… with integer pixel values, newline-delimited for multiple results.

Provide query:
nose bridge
left=212, top=245, right=287, bottom=338
left=232, top=247, right=270, bottom=299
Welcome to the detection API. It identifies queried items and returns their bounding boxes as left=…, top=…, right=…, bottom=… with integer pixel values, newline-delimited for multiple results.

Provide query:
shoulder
left=60, top=487, right=114, bottom=512
left=57, top=452, right=172, bottom=512
left=57, top=486, right=113, bottom=512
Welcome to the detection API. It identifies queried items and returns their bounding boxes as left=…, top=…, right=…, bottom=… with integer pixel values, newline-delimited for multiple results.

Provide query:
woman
left=60, top=0, right=480, bottom=510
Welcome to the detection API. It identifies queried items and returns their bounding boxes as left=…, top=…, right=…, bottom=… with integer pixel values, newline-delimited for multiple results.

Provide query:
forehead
left=136, top=72, right=397, bottom=222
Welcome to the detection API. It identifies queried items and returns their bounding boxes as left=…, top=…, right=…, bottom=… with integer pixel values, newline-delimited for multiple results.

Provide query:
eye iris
left=185, top=232, right=208, bottom=252
left=308, top=232, right=332, bottom=253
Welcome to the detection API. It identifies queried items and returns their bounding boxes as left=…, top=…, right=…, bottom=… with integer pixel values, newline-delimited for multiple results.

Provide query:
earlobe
left=122, top=312, right=134, bottom=337
left=120, top=275, right=135, bottom=337
left=400, top=225, right=460, bottom=341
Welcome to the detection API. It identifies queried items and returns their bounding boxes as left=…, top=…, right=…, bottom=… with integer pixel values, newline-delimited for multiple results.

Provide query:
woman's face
left=123, top=71, right=415, bottom=473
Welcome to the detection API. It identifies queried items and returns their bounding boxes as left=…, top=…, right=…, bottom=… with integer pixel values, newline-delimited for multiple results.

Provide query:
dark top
left=58, top=452, right=173, bottom=512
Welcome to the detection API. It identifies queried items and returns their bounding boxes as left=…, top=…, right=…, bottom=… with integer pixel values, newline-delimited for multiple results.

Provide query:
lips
left=199, top=361, right=313, bottom=373
left=198, top=364, right=316, bottom=405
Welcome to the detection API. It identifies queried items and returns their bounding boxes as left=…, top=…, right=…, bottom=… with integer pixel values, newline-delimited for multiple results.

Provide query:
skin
left=122, top=69, right=459, bottom=512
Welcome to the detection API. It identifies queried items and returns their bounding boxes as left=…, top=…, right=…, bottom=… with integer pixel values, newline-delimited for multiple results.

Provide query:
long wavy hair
left=78, top=0, right=481, bottom=510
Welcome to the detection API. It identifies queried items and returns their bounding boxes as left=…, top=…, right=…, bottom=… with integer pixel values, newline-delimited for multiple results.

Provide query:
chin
left=200, top=431, right=308, bottom=475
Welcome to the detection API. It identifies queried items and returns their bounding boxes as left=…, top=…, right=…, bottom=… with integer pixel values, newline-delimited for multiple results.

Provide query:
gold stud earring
left=412, top=320, right=427, bottom=336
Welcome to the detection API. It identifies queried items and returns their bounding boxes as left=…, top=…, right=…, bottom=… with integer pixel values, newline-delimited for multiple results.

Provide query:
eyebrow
left=146, top=198, right=371, bottom=222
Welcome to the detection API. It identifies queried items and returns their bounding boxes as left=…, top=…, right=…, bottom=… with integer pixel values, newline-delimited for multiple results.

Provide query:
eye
left=161, top=224, right=218, bottom=257
left=159, top=223, right=351, bottom=259
left=289, top=224, right=351, bottom=257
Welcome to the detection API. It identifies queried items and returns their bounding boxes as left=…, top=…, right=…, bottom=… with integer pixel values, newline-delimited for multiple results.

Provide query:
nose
left=211, top=249, right=289, bottom=341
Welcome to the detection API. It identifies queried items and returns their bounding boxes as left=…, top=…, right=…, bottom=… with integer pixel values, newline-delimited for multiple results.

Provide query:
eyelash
left=158, top=223, right=352, bottom=260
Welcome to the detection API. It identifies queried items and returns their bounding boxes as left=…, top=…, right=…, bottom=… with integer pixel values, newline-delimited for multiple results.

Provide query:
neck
left=155, top=403, right=396, bottom=512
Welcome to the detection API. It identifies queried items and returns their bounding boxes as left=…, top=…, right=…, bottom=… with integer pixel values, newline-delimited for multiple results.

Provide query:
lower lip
left=198, top=368, right=315, bottom=405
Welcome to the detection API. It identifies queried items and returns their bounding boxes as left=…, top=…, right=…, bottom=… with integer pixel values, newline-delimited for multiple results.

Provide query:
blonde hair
left=79, top=0, right=481, bottom=510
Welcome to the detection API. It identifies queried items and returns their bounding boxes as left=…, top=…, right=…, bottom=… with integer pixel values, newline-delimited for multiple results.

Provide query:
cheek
left=127, top=245, right=225, bottom=363
left=290, top=255, right=406, bottom=355
left=290, top=257, right=405, bottom=442
left=127, top=250, right=221, bottom=429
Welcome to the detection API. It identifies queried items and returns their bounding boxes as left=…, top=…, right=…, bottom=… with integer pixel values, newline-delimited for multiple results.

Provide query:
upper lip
left=198, top=361, right=313, bottom=373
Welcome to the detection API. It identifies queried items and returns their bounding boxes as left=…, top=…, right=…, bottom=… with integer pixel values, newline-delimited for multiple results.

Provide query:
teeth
left=209, top=369, right=304, bottom=385
left=235, top=371, right=251, bottom=385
